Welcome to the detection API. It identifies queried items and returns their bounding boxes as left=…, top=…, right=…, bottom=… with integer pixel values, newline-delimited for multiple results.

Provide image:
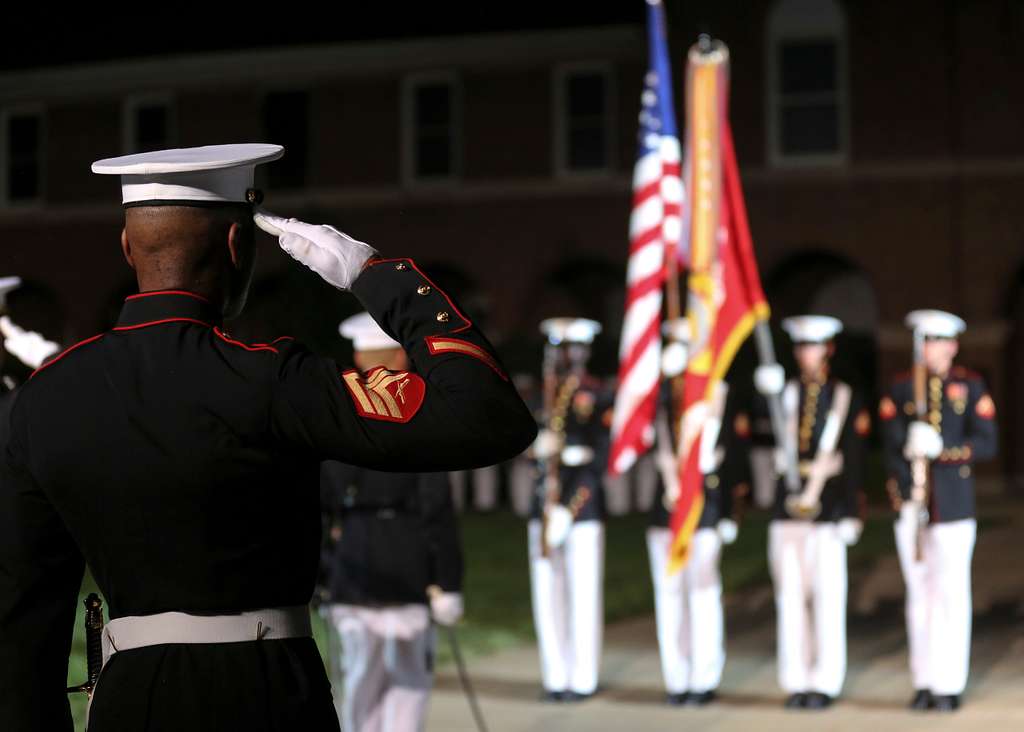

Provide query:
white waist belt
left=101, top=605, right=311, bottom=666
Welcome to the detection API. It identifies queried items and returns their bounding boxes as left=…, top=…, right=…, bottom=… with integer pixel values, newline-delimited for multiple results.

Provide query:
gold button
left=706, top=475, right=720, bottom=489
left=436, top=311, right=450, bottom=323
left=929, top=377, right=942, bottom=389
left=417, top=285, right=432, bottom=295
left=904, top=402, right=916, bottom=415
left=959, top=465, right=971, bottom=478
left=395, top=262, right=408, bottom=271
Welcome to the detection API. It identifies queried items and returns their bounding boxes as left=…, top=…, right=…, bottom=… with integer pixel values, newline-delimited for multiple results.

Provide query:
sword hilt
left=67, top=593, right=105, bottom=697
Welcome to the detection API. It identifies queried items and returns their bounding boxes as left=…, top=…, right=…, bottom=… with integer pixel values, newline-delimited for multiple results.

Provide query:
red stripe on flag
left=608, top=383, right=661, bottom=468
left=623, top=271, right=665, bottom=310
left=618, top=320, right=661, bottom=381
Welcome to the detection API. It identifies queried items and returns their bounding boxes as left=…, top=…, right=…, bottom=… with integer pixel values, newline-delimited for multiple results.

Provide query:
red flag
left=668, top=42, right=769, bottom=572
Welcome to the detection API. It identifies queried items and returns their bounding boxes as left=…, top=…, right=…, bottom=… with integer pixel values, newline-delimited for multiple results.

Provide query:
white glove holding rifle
left=544, top=504, right=574, bottom=550
left=254, top=210, right=378, bottom=290
left=837, top=518, right=863, bottom=546
left=904, top=421, right=942, bottom=461
left=754, top=363, right=786, bottom=396
left=427, top=585, right=464, bottom=627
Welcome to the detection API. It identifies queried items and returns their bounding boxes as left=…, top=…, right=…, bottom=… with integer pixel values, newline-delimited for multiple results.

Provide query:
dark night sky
left=0, top=6, right=658, bottom=72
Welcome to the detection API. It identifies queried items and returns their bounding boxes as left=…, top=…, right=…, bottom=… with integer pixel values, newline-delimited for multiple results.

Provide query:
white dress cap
left=339, top=312, right=401, bottom=352
left=0, top=276, right=22, bottom=307
left=905, top=309, right=966, bottom=338
left=661, top=317, right=692, bottom=344
left=91, top=143, right=284, bottom=205
left=539, top=318, right=602, bottom=345
left=781, top=315, right=843, bottom=344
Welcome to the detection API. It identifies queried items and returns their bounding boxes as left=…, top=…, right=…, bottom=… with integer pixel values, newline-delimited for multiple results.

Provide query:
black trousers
left=88, top=638, right=339, bottom=731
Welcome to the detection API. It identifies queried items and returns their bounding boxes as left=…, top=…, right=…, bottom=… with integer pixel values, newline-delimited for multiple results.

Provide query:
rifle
left=538, top=341, right=561, bottom=558
left=67, top=593, right=105, bottom=699
left=910, top=329, right=931, bottom=562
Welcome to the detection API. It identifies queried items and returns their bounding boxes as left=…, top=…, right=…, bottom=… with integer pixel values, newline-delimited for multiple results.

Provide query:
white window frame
left=401, top=71, right=462, bottom=186
left=766, top=0, right=849, bottom=168
left=553, top=62, right=616, bottom=178
left=0, top=104, right=45, bottom=208
left=122, top=92, right=176, bottom=155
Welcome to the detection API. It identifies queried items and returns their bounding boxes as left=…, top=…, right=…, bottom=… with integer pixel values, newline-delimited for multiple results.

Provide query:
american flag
left=608, top=0, right=683, bottom=475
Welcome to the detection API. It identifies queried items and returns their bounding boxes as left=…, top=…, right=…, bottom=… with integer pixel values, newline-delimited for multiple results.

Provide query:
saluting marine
left=647, top=318, right=750, bottom=706
left=319, top=312, right=464, bottom=732
left=0, top=144, right=535, bottom=732
left=525, top=317, right=610, bottom=702
left=879, top=310, right=997, bottom=713
left=754, top=315, right=869, bottom=710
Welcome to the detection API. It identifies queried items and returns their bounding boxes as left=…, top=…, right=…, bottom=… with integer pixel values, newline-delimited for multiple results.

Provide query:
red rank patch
left=975, top=394, right=996, bottom=420
left=878, top=397, right=897, bottom=421
left=573, top=391, right=596, bottom=420
left=946, top=382, right=968, bottom=402
left=854, top=409, right=871, bottom=436
left=733, top=412, right=751, bottom=438
left=342, top=367, right=426, bottom=423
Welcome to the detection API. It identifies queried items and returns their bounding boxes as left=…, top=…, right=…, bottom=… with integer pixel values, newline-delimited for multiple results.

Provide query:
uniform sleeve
left=418, top=471, right=463, bottom=593
left=879, top=384, right=912, bottom=500
left=839, top=390, right=870, bottom=519
left=720, top=405, right=753, bottom=521
left=269, top=258, right=536, bottom=472
left=956, top=378, right=998, bottom=463
left=0, top=395, right=85, bottom=732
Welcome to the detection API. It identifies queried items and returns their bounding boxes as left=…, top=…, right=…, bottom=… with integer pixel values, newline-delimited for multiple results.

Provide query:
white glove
left=904, top=421, right=942, bottom=460
left=560, top=445, right=594, bottom=467
left=254, top=210, right=378, bottom=291
left=754, top=363, right=786, bottom=396
left=0, top=316, right=60, bottom=369
left=544, top=504, right=573, bottom=550
left=428, top=590, right=464, bottom=627
left=661, top=341, right=689, bottom=378
left=717, top=518, right=738, bottom=545
left=531, top=429, right=563, bottom=460
left=837, top=518, right=863, bottom=546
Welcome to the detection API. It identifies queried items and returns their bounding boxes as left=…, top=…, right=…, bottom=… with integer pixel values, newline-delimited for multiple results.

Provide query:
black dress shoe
left=804, top=692, right=834, bottom=709
left=784, top=693, right=808, bottom=709
left=932, top=694, right=961, bottom=712
left=666, top=692, right=690, bottom=706
left=563, top=690, right=595, bottom=703
left=540, top=690, right=566, bottom=703
left=686, top=690, right=717, bottom=706
left=909, top=689, right=932, bottom=710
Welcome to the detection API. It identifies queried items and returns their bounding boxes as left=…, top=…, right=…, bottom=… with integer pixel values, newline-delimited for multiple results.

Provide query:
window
left=2, top=108, right=43, bottom=205
left=767, top=0, right=847, bottom=165
left=123, top=95, right=175, bottom=154
left=263, top=91, right=309, bottom=189
left=555, top=65, right=613, bottom=175
left=402, top=74, right=460, bottom=183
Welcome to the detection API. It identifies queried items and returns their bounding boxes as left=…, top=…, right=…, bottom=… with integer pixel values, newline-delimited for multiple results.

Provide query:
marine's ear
left=120, top=228, right=136, bottom=271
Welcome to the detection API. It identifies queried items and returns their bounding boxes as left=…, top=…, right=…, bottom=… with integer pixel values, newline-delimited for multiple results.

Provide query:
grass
left=67, top=509, right=900, bottom=730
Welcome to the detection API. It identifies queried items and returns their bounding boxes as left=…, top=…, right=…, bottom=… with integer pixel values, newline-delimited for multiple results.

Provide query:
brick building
left=0, top=1, right=1021, bottom=483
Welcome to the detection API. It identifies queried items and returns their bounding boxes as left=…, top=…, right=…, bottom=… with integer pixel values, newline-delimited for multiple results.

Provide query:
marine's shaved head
left=121, top=204, right=256, bottom=318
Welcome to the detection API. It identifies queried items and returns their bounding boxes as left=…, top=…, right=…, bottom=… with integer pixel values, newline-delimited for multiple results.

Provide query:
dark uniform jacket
left=0, top=259, right=535, bottom=732
left=319, top=463, right=462, bottom=606
left=765, top=377, right=869, bottom=523
left=649, top=382, right=752, bottom=530
left=879, top=366, right=998, bottom=523
left=527, top=375, right=611, bottom=523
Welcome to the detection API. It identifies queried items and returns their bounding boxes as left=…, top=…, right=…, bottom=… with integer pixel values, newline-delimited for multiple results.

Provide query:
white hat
left=91, top=144, right=284, bottom=205
left=0, top=276, right=21, bottom=308
left=781, top=315, right=843, bottom=344
left=905, top=309, right=966, bottom=338
left=661, top=317, right=692, bottom=344
left=339, top=312, right=401, bottom=352
left=540, top=318, right=602, bottom=345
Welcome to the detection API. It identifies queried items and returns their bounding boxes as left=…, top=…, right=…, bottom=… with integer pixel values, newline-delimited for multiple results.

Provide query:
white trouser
left=647, top=527, right=725, bottom=694
left=768, top=521, right=848, bottom=697
left=528, top=519, right=605, bottom=694
left=472, top=465, right=500, bottom=511
left=327, top=604, right=434, bottom=732
left=894, top=512, right=976, bottom=695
